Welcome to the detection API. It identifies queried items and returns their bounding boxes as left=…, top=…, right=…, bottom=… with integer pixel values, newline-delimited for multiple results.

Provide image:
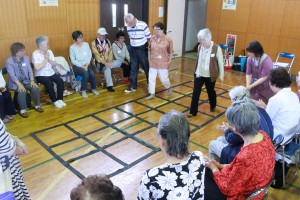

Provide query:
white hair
left=36, top=35, right=48, bottom=47
left=124, top=13, right=134, bottom=21
left=229, top=86, right=251, bottom=102
left=197, top=28, right=212, bottom=43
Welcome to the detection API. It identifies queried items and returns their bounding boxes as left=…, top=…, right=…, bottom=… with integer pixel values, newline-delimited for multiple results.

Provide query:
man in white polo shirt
left=124, top=13, right=151, bottom=93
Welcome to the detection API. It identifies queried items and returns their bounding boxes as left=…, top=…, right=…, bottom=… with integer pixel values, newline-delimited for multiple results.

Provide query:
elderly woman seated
left=70, top=174, right=124, bottom=200
left=205, top=100, right=275, bottom=199
left=209, top=86, right=273, bottom=164
left=6, top=42, right=43, bottom=118
left=32, top=35, right=66, bottom=108
left=254, top=67, right=300, bottom=144
left=0, top=69, right=16, bottom=122
left=137, top=110, right=225, bottom=200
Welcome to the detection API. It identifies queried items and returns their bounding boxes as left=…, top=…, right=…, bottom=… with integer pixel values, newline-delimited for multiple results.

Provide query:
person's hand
left=82, top=65, right=88, bottom=71
left=45, top=52, right=50, bottom=61
left=253, top=99, right=266, bottom=109
left=204, top=156, right=219, bottom=172
left=15, top=138, right=29, bottom=156
left=167, top=59, right=172, bottom=65
left=123, top=61, right=129, bottom=65
left=0, top=87, right=6, bottom=92
left=246, top=85, right=252, bottom=90
left=30, top=81, right=38, bottom=88
left=17, top=84, right=26, bottom=92
left=216, top=121, right=229, bottom=133
left=105, top=63, right=111, bottom=69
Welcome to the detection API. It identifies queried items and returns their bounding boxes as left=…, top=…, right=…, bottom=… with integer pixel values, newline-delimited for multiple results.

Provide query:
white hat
left=97, top=27, right=108, bottom=35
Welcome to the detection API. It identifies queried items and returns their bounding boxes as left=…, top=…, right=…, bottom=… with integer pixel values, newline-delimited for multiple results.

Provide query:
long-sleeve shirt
left=91, top=39, right=113, bottom=64
left=112, top=42, right=130, bottom=63
left=6, top=56, right=34, bottom=90
left=0, top=120, right=16, bottom=160
left=69, top=42, right=92, bottom=67
left=214, top=131, right=275, bottom=200
left=0, top=73, right=6, bottom=88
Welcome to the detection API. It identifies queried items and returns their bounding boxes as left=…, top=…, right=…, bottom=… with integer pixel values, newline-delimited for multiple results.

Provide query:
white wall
left=167, top=0, right=186, bottom=57
left=185, top=0, right=207, bottom=52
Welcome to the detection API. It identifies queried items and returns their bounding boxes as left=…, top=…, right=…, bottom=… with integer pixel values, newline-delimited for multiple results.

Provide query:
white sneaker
left=82, top=91, right=88, bottom=98
left=146, top=94, right=155, bottom=100
left=58, top=100, right=66, bottom=106
left=92, top=90, right=99, bottom=95
left=54, top=101, right=63, bottom=108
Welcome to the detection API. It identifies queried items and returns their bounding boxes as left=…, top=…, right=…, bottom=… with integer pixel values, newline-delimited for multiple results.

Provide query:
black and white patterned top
left=137, top=151, right=206, bottom=200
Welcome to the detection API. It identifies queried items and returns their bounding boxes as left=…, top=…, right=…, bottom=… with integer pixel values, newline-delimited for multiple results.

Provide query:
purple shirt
left=6, top=56, right=34, bottom=90
left=246, top=55, right=275, bottom=104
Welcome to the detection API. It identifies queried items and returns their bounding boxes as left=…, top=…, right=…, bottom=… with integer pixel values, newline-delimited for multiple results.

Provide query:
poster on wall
left=222, top=0, right=237, bottom=10
left=39, top=0, right=58, bottom=7
left=226, top=34, right=237, bottom=64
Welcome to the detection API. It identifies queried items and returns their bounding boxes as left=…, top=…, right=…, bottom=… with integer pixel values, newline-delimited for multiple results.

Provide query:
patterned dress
left=214, top=131, right=275, bottom=200
left=137, top=151, right=209, bottom=200
left=0, top=120, right=31, bottom=200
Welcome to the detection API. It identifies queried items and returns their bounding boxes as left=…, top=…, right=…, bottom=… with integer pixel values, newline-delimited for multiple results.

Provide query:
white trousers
left=148, top=68, right=171, bottom=94
left=208, top=136, right=228, bottom=162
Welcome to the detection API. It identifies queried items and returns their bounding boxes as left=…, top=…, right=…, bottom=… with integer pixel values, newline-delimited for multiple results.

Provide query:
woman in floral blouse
left=137, top=110, right=225, bottom=200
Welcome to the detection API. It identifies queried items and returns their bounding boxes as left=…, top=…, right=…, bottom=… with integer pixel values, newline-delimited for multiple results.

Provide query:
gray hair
left=229, top=86, right=251, bottom=102
left=197, top=28, right=212, bottom=43
left=226, top=99, right=260, bottom=136
left=35, top=35, right=48, bottom=47
left=157, top=110, right=190, bottom=158
left=124, top=13, right=134, bottom=21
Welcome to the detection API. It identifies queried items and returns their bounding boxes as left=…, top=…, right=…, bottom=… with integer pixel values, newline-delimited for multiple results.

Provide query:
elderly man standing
left=124, top=13, right=151, bottom=93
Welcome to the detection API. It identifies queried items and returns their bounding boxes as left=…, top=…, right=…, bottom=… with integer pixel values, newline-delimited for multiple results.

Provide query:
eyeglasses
left=153, top=28, right=162, bottom=31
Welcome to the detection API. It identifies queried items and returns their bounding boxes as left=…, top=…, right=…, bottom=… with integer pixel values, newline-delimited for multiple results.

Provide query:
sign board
left=222, top=0, right=237, bottom=10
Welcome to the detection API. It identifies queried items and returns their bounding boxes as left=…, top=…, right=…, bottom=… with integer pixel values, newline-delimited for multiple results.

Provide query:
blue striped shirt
left=127, top=20, right=151, bottom=47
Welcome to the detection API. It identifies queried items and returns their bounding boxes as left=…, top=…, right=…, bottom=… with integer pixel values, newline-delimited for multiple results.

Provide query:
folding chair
left=273, top=52, right=295, bottom=75
left=275, top=123, right=300, bottom=188
left=169, top=53, right=179, bottom=79
left=246, top=174, right=274, bottom=200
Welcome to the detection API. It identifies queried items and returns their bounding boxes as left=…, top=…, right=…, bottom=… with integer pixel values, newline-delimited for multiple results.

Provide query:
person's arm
left=265, top=98, right=279, bottom=121
left=91, top=41, right=106, bottom=64
left=0, top=122, right=16, bottom=158
left=216, top=46, right=224, bottom=81
left=6, top=58, right=19, bottom=84
left=112, top=43, right=122, bottom=62
left=247, top=76, right=268, bottom=90
left=167, top=37, right=174, bottom=65
left=125, top=45, right=130, bottom=62
left=85, top=43, right=92, bottom=65
left=32, top=51, right=50, bottom=71
left=69, top=45, right=83, bottom=67
left=224, top=129, right=244, bottom=146
left=246, top=58, right=252, bottom=87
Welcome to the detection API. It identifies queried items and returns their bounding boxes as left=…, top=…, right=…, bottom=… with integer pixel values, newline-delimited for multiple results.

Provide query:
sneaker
left=146, top=94, right=155, bottom=100
left=82, top=91, right=88, bottom=99
left=106, top=87, right=115, bottom=92
left=167, top=87, right=172, bottom=95
left=54, top=101, right=63, bottom=108
left=58, top=100, right=67, bottom=107
left=5, top=115, right=13, bottom=120
left=124, top=88, right=136, bottom=93
left=92, top=90, right=100, bottom=95
left=187, top=114, right=196, bottom=118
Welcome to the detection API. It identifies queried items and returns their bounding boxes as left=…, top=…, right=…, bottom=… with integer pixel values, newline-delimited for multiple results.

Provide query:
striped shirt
left=127, top=20, right=151, bottom=47
left=0, top=119, right=16, bottom=161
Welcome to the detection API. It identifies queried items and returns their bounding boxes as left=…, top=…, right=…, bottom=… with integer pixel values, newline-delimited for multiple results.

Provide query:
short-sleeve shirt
left=149, top=35, right=173, bottom=69
left=246, top=54, right=274, bottom=103
left=32, top=50, right=56, bottom=77
left=127, top=20, right=151, bottom=47
left=137, top=151, right=206, bottom=200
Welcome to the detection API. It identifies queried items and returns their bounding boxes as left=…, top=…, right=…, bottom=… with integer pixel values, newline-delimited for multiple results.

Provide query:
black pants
left=120, top=62, right=131, bottom=78
left=190, top=76, right=216, bottom=116
left=0, top=90, right=16, bottom=119
left=36, top=74, right=64, bottom=102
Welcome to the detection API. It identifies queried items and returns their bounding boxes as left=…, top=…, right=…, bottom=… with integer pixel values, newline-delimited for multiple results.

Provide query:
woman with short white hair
left=188, top=28, right=224, bottom=117
left=32, top=35, right=66, bottom=108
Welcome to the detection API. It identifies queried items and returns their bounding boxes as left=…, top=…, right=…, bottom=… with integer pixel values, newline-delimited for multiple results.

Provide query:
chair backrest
left=1, top=67, right=7, bottom=75
left=274, top=52, right=295, bottom=73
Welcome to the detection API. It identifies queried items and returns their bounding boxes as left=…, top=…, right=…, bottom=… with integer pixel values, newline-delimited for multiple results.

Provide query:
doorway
left=183, top=0, right=207, bottom=58
left=100, top=0, right=149, bottom=43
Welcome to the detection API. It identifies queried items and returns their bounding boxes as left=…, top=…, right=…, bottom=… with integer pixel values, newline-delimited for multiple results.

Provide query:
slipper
left=63, top=90, right=73, bottom=96
left=2, top=118, right=10, bottom=123
left=5, top=115, right=13, bottom=120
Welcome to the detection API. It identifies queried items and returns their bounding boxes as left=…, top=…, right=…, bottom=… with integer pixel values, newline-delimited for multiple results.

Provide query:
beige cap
left=97, top=27, right=108, bottom=35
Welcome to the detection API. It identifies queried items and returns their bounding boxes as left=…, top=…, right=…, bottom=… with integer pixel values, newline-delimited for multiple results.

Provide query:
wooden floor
left=6, top=57, right=300, bottom=200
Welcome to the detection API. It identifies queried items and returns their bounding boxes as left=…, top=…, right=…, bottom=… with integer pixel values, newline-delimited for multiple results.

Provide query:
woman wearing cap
left=91, top=27, right=120, bottom=92
left=70, top=30, right=99, bottom=98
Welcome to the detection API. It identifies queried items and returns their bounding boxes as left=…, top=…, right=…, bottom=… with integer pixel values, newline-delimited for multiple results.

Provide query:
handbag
left=0, top=156, right=15, bottom=200
left=232, top=50, right=247, bottom=72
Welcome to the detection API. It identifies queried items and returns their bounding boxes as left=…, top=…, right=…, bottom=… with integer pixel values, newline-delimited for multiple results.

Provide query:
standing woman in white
left=146, top=22, right=173, bottom=99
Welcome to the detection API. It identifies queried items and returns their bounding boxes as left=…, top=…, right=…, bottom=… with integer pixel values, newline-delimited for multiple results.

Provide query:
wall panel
left=206, top=0, right=222, bottom=30
left=149, top=0, right=164, bottom=33
left=280, top=1, right=300, bottom=40
left=247, top=0, right=285, bottom=37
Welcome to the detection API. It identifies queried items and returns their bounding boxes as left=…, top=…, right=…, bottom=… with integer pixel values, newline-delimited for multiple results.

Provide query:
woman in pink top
left=146, top=22, right=173, bottom=100
left=246, top=41, right=274, bottom=104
